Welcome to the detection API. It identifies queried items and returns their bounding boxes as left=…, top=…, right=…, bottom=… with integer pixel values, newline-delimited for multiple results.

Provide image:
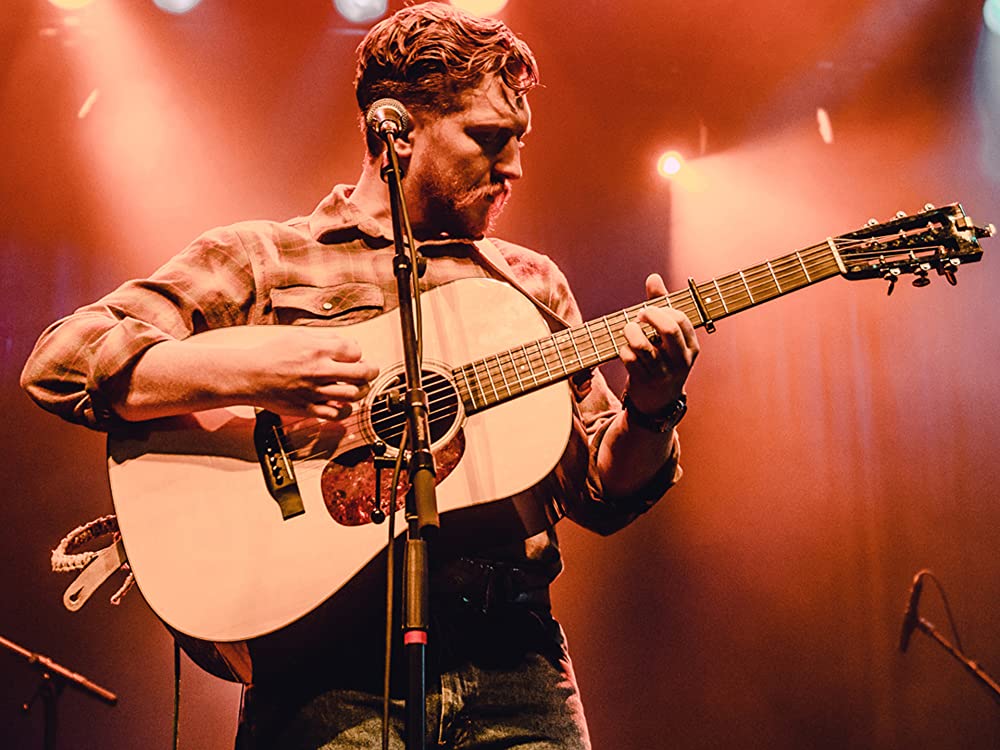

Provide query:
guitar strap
left=472, top=238, right=571, bottom=333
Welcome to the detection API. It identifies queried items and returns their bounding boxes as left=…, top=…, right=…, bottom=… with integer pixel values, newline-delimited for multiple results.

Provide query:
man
left=21, top=3, right=698, bottom=748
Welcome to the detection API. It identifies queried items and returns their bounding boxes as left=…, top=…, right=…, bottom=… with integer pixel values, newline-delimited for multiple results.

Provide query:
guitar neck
left=454, top=241, right=842, bottom=414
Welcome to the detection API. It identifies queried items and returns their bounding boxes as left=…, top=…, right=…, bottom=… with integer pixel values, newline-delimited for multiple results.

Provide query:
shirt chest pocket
left=269, top=282, right=386, bottom=326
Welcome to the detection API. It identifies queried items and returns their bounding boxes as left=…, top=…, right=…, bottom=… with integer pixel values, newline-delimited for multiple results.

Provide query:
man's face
left=403, top=75, right=531, bottom=239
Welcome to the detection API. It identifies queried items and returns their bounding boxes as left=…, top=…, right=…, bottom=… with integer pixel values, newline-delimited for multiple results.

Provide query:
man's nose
left=494, top=138, right=523, bottom=181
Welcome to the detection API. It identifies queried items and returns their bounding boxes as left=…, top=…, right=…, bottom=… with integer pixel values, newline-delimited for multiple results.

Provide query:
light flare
left=449, top=0, right=509, bottom=17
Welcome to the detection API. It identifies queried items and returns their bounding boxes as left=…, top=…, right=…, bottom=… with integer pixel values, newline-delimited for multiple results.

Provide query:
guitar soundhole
left=369, top=370, right=461, bottom=450
left=319, top=369, right=466, bottom=527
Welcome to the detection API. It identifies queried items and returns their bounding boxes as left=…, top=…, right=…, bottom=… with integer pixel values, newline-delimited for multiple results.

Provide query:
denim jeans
left=236, top=598, right=591, bottom=749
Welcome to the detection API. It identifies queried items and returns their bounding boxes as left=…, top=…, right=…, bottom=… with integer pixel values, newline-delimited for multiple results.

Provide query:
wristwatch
left=622, top=390, right=687, bottom=433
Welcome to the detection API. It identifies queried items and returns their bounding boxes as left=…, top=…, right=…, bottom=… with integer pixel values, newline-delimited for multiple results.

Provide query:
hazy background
left=2, top=1, right=998, bottom=747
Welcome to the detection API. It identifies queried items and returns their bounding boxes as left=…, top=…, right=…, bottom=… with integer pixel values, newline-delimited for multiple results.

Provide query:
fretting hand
left=617, top=273, right=699, bottom=416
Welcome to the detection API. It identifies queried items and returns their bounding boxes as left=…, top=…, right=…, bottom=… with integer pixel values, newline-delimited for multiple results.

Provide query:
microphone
left=899, top=570, right=927, bottom=653
left=365, top=98, right=411, bottom=138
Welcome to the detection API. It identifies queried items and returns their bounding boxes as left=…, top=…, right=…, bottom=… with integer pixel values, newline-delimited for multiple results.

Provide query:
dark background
left=2, top=1, right=998, bottom=747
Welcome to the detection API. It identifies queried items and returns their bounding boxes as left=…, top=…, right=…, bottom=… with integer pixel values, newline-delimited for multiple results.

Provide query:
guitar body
left=108, top=278, right=574, bottom=669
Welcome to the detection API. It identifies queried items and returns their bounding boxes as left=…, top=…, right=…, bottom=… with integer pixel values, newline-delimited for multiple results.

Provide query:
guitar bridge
left=253, top=410, right=305, bottom=520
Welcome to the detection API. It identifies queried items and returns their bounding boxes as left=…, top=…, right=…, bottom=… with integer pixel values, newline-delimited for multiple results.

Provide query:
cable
left=382, top=423, right=408, bottom=750
left=173, top=639, right=181, bottom=750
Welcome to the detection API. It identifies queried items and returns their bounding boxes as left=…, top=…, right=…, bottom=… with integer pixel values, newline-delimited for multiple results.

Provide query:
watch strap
left=622, top=391, right=687, bottom=433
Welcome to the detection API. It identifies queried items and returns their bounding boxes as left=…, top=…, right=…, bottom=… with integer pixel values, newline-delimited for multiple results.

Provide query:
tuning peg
left=895, top=210, right=906, bottom=218
left=940, top=257, right=960, bottom=286
left=912, top=262, right=931, bottom=288
left=923, top=203, right=935, bottom=211
left=883, top=268, right=900, bottom=295
left=867, top=218, right=879, bottom=226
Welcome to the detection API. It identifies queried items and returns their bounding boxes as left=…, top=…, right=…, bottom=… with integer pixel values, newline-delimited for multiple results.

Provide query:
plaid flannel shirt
left=22, top=185, right=680, bottom=573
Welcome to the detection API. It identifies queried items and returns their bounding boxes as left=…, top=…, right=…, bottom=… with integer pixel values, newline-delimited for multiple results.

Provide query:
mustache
left=453, top=181, right=512, bottom=209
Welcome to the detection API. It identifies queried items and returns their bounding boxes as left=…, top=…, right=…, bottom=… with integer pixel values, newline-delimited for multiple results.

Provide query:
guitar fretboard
left=453, top=242, right=843, bottom=413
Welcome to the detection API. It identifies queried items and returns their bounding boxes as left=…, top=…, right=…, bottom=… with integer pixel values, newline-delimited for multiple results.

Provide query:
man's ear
left=391, top=126, right=416, bottom=160
left=393, top=136, right=413, bottom=159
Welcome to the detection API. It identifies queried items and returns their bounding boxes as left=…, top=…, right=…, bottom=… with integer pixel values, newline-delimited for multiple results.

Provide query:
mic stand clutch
left=379, top=129, right=438, bottom=750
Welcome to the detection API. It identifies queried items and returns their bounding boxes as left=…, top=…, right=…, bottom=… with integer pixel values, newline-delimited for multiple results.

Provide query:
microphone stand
left=2, top=632, right=118, bottom=750
left=909, top=616, right=1000, bottom=706
left=378, top=130, right=439, bottom=750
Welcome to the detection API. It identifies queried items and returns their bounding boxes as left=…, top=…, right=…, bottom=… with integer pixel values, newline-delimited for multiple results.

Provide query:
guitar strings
left=275, top=233, right=955, bottom=457
left=304, top=237, right=946, bottom=424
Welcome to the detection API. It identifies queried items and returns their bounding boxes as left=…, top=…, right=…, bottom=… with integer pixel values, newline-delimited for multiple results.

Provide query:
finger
left=309, top=401, right=354, bottom=421
left=316, top=360, right=380, bottom=385
left=314, top=334, right=363, bottom=363
left=313, top=382, right=371, bottom=403
left=639, top=306, right=698, bottom=359
left=645, top=273, right=667, bottom=299
left=622, top=321, right=658, bottom=361
left=675, top=313, right=700, bottom=356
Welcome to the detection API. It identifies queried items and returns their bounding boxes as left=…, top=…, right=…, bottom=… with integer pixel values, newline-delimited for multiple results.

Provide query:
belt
left=431, top=557, right=551, bottom=615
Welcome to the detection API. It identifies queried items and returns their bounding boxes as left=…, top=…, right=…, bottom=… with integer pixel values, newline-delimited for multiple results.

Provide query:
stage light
left=816, top=107, right=834, bottom=144
left=334, top=0, right=388, bottom=24
left=153, top=0, right=202, bottom=13
left=657, top=150, right=685, bottom=178
left=449, top=0, right=509, bottom=16
left=48, top=0, right=95, bottom=9
left=986, top=0, right=1000, bottom=35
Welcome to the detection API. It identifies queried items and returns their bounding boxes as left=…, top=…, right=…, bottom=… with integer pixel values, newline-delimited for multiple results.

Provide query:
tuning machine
left=938, top=257, right=960, bottom=286
left=883, top=267, right=901, bottom=295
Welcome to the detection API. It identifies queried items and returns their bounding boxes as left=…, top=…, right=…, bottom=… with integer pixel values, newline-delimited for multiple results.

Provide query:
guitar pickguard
left=320, top=432, right=467, bottom=526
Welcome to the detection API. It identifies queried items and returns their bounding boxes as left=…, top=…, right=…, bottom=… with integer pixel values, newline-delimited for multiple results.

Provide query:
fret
left=494, top=354, right=512, bottom=397
left=712, top=279, right=730, bottom=314
left=551, top=334, right=570, bottom=375
left=535, top=340, right=553, bottom=380
left=583, top=321, right=602, bottom=361
left=509, top=347, right=526, bottom=392
left=459, top=367, right=478, bottom=410
left=483, top=359, right=500, bottom=403
left=795, top=251, right=812, bottom=282
left=520, top=344, right=539, bottom=386
left=778, top=257, right=806, bottom=290
left=738, top=270, right=755, bottom=304
left=766, top=261, right=782, bottom=293
left=602, top=316, right=616, bottom=349
left=470, top=362, right=488, bottom=406
left=566, top=329, right=585, bottom=370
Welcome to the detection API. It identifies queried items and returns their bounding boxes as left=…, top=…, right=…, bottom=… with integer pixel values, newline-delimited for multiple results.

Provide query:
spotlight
left=48, top=0, right=95, bottom=9
left=153, top=0, right=203, bottom=13
left=986, top=0, right=1000, bottom=35
left=334, top=0, right=388, bottom=24
left=449, top=0, right=509, bottom=16
left=657, top=150, right=685, bottom=178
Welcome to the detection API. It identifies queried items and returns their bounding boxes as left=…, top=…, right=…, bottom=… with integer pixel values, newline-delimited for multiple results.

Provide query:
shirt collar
left=307, top=184, right=483, bottom=254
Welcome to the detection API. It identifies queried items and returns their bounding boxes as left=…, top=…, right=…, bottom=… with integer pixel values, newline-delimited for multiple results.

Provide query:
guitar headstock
left=832, top=204, right=994, bottom=293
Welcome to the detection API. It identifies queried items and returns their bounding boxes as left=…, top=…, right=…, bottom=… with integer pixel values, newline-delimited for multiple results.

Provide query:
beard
left=416, top=169, right=513, bottom=238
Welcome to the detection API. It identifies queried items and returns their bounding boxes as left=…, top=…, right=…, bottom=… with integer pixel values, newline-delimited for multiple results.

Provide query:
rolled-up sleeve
left=20, top=229, right=256, bottom=430
left=566, top=369, right=682, bottom=535
left=497, top=240, right=682, bottom=535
